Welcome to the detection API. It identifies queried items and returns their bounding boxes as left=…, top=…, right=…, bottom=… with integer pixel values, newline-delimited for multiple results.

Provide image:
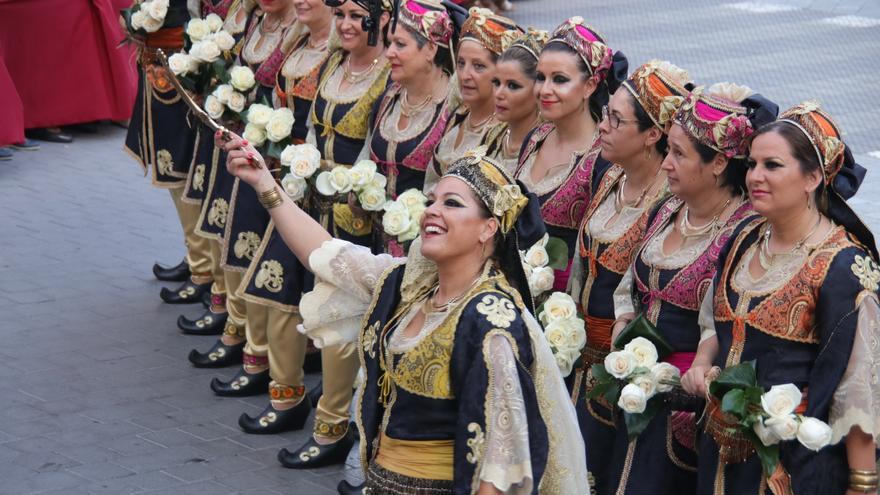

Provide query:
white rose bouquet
left=519, top=234, right=569, bottom=298
left=276, top=143, right=322, bottom=203
left=314, top=159, right=390, bottom=220
left=537, top=292, right=586, bottom=376
left=242, top=104, right=295, bottom=153
left=587, top=336, right=682, bottom=438
left=381, top=189, right=427, bottom=244
left=163, top=13, right=241, bottom=98
left=707, top=361, right=833, bottom=477
left=124, top=0, right=168, bottom=35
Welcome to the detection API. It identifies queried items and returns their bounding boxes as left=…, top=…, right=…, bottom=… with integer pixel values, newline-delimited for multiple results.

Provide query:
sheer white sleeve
left=828, top=293, right=880, bottom=445
left=356, top=129, right=373, bottom=163
left=698, top=283, right=717, bottom=343
left=298, top=239, right=401, bottom=347
left=479, top=333, right=533, bottom=494
left=613, top=266, right=635, bottom=319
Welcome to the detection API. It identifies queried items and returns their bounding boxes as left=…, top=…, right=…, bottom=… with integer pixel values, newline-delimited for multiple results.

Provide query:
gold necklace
left=344, top=57, right=379, bottom=83
left=679, top=195, right=734, bottom=238
left=400, top=88, right=432, bottom=118
left=758, top=215, right=822, bottom=270
left=260, top=14, right=284, bottom=35
left=424, top=275, right=483, bottom=313
left=465, top=111, right=495, bottom=132
left=614, top=165, right=662, bottom=213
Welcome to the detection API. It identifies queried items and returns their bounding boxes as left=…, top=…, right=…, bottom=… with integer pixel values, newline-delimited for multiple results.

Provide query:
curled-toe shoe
left=152, top=259, right=190, bottom=282
left=210, top=367, right=270, bottom=397
left=238, top=395, right=311, bottom=434
left=277, top=425, right=355, bottom=469
left=160, top=279, right=211, bottom=304
left=178, top=307, right=227, bottom=335
left=188, top=340, right=243, bottom=368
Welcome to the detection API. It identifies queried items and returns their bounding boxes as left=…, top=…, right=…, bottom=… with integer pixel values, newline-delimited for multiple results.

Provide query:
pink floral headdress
left=547, top=16, right=613, bottom=83
left=397, top=0, right=454, bottom=48
left=672, top=88, right=754, bottom=159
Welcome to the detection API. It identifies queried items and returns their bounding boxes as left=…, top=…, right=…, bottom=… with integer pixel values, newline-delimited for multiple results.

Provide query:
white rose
left=761, top=384, right=802, bottom=418
left=212, top=83, right=233, bottom=104
left=242, top=123, right=267, bottom=146
left=286, top=144, right=321, bottom=178
left=229, top=66, right=256, bottom=92
left=561, top=317, right=587, bottom=350
left=265, top=108, right=295, bottom=142
left=396, top=188, right=427, bottom=210
left=529, top=266, right=555, bottom=295
left=191, top=40, right=221, bottom=63
left=358, top=186, right=387, bottom=212
left=348, top=160, right=378, bottom=190
left=211, top=30, right=236, bottom=51
left=765, top=414, right=799, bottom=441
left=604, top=350, right=638, bottom=379
left=618, top=383, right=648, bottom=414
left=130, top=10, right=145, bottom=30
left=623, top=337, right=659, bottom=368
left=168, top=53, right=195, bottom=76
left=145, top=0, right=168, bottom=20
left=554, top=351, right=575, bottom=377
left=753, top=418, right=782, bottom=446
left=281, top=174, right=307, bottom=202
left=650, top=362, right=681, bottom=393
left=521, top=260, right=534, bottom=279
left=524, top=243, right=550, bottom=268
left=796, top=417, right=832, bottom=451
left=186, top=18, right=210, bottom=41
left=205, top=13, right=224, bottom=32
left=399, top=218, right=421, bottom=242
left=328, top=166, right=353, bottom=193
left=141, top=12, right=163, bottom=32
left=315, top=171, right=337, bottom=196
left=382, top=202, right=412, bottom=236
left=226, top=91, right=246, bottom=113
left=246, top=103, right=273, bottom=126
left=539, top=291, right=577, bottom=325
left=632, top=373, right=658, bottom=399
left=204, top=94, right=225, bottom=119
left=370, top=173, right=388, bottom=190
left=544, top=322, right=569, bottom=350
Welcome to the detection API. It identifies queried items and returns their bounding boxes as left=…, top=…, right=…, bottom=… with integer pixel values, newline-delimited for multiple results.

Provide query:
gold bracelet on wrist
left=848, top=483, right=877, bottom=493
left=258, top=187, right=284, bottom=210
left=851, top=470, right=879, bottom=476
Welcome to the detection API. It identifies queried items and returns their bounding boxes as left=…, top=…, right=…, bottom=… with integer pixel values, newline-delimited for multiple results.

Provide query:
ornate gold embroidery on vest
left=476, top=294, right=516, bottom=328
left=362, top=321, right=379, bottom=359
left=234, top=231, right=261, bottom=260
left=254, top=260, right=283, bottom=293
left=391, top=312, right=457, bottom=399
left=207, top=198, right=229, bottom=227
left=193, top=164, right=206, bottom=191
left=851, top=255, right=880, bottom=292
left=465, top=422, right=484, bottom=464
left=156, top=149, right=173, bottom=175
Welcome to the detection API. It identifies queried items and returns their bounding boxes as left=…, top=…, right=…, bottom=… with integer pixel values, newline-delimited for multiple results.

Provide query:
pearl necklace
left=679, top=196, right=734, bottom=238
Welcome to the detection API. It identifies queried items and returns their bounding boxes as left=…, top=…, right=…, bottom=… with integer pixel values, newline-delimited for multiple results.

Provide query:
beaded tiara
left=445, top=147, right=527, bottom=234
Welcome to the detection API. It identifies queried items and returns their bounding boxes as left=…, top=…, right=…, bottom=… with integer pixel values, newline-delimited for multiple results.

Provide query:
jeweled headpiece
left=397, top=0, right=453, bottom=48
left=622, top=60, right=692, bottom=129
left=500, top=28, right=549, bottom=60
left=672, top=86, right=755, bottom=159
left=778, top=101, right=846, bottom=186
left=459, top=8, right=522, bottom=56
left=445, top=147, right=527, bottom=234
left=547, top=16, right=613, bottom=83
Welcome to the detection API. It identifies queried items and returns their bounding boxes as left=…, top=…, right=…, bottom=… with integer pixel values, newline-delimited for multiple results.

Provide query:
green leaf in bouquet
left=267, top=141, right=284, bottom=160
left=709, top=360, right=757, bottom=399
left=603, top=381, right=621, bottom=405
left=585, top=364, right=615, bottom=400
left=260, top=96, right=272, bottom=107
left=720, top=389, right=747, bottom=417
left=748, top=430, right=780, bottom=475
left=212, top=59, right=229, bottom=83
left=623, top=396, right=662, bottom=439
left=546, top=237, right=569, bottom=270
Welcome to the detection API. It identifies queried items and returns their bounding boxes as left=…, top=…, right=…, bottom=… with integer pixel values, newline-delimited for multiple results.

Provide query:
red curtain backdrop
left=0, top=0, right=137, bottom=134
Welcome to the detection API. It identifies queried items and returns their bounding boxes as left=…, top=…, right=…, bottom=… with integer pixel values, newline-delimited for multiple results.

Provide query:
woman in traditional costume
left=604, top=84, right=778, bottom=494
left=222, top=131, right=589, bottom=493
left=515, top=17, right=626, bottom=291
left=681, top=103, right=879, bottom=495
left=424, top=7, right=521, bottom=188
left=566, top=60, right=690, bottom=494
left=483, top=28, right=547, bottom=175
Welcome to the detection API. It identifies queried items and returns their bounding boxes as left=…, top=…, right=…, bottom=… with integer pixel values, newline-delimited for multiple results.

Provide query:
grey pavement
left=0, top=1, right=878, bottom=494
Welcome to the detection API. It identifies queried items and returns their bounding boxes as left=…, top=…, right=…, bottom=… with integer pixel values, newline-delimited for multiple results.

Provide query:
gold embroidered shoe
left=238, top=390, right=310, bottom=434
left=152, top=258, right=190, bottom=282
left=210, top=367, right=270, bottom=397
left=177, top=306, right=228, bottom=336
left=187, top=339, right=244, bottom=369
left=277, top=425, right=356, bottom=469
left=159, top=279, right=211, bottom=305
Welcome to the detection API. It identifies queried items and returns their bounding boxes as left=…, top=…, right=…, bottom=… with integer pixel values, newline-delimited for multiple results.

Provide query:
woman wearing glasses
left=567, top=60, right=691, bottom=494
left=515, top=17, right=627, bottom=291
left=604, top=84, right=777, bottom=495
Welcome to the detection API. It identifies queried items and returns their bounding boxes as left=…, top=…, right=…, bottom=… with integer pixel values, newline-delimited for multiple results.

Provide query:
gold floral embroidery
left=234, top=231, right=261, bottom=260
left=466, top=422, right=485, bottom=464
left=207, top=198, right=229, bottom=227
left=254, top=260, right=283, bottom=293
left=362, top=321, right=379, bottom=359
left=156, top=149, right=174, bottom=175
left=193, top=164, right=206, bottom=191
left=391, top=313, right=457, bottom=399
left=851, top=255, right=880, bottom=292
left=476, top=294, right=516, bottom=328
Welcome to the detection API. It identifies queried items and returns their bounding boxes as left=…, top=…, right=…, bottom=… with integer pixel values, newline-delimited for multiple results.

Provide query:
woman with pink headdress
left=604, top=83, right=778, bottom=494
left=514, top=17, right=627, bottom=293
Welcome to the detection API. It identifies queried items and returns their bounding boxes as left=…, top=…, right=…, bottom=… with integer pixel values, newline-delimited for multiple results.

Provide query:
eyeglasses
left=602, top=105, right=639, bottom=129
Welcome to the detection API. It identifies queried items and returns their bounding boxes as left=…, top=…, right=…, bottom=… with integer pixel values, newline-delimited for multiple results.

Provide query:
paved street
left=0, top=1, right=877, bottom=494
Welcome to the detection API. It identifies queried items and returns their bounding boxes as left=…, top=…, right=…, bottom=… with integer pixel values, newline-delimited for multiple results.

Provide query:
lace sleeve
left=698, top=283, right=717, bottom=343
left=613, top=266, right=635, bottom=319
left=828, top=293, right=880, bottom=445
left=299, top=239, right=401, bottom=347
left=479, top=333, right=533, bottom=494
